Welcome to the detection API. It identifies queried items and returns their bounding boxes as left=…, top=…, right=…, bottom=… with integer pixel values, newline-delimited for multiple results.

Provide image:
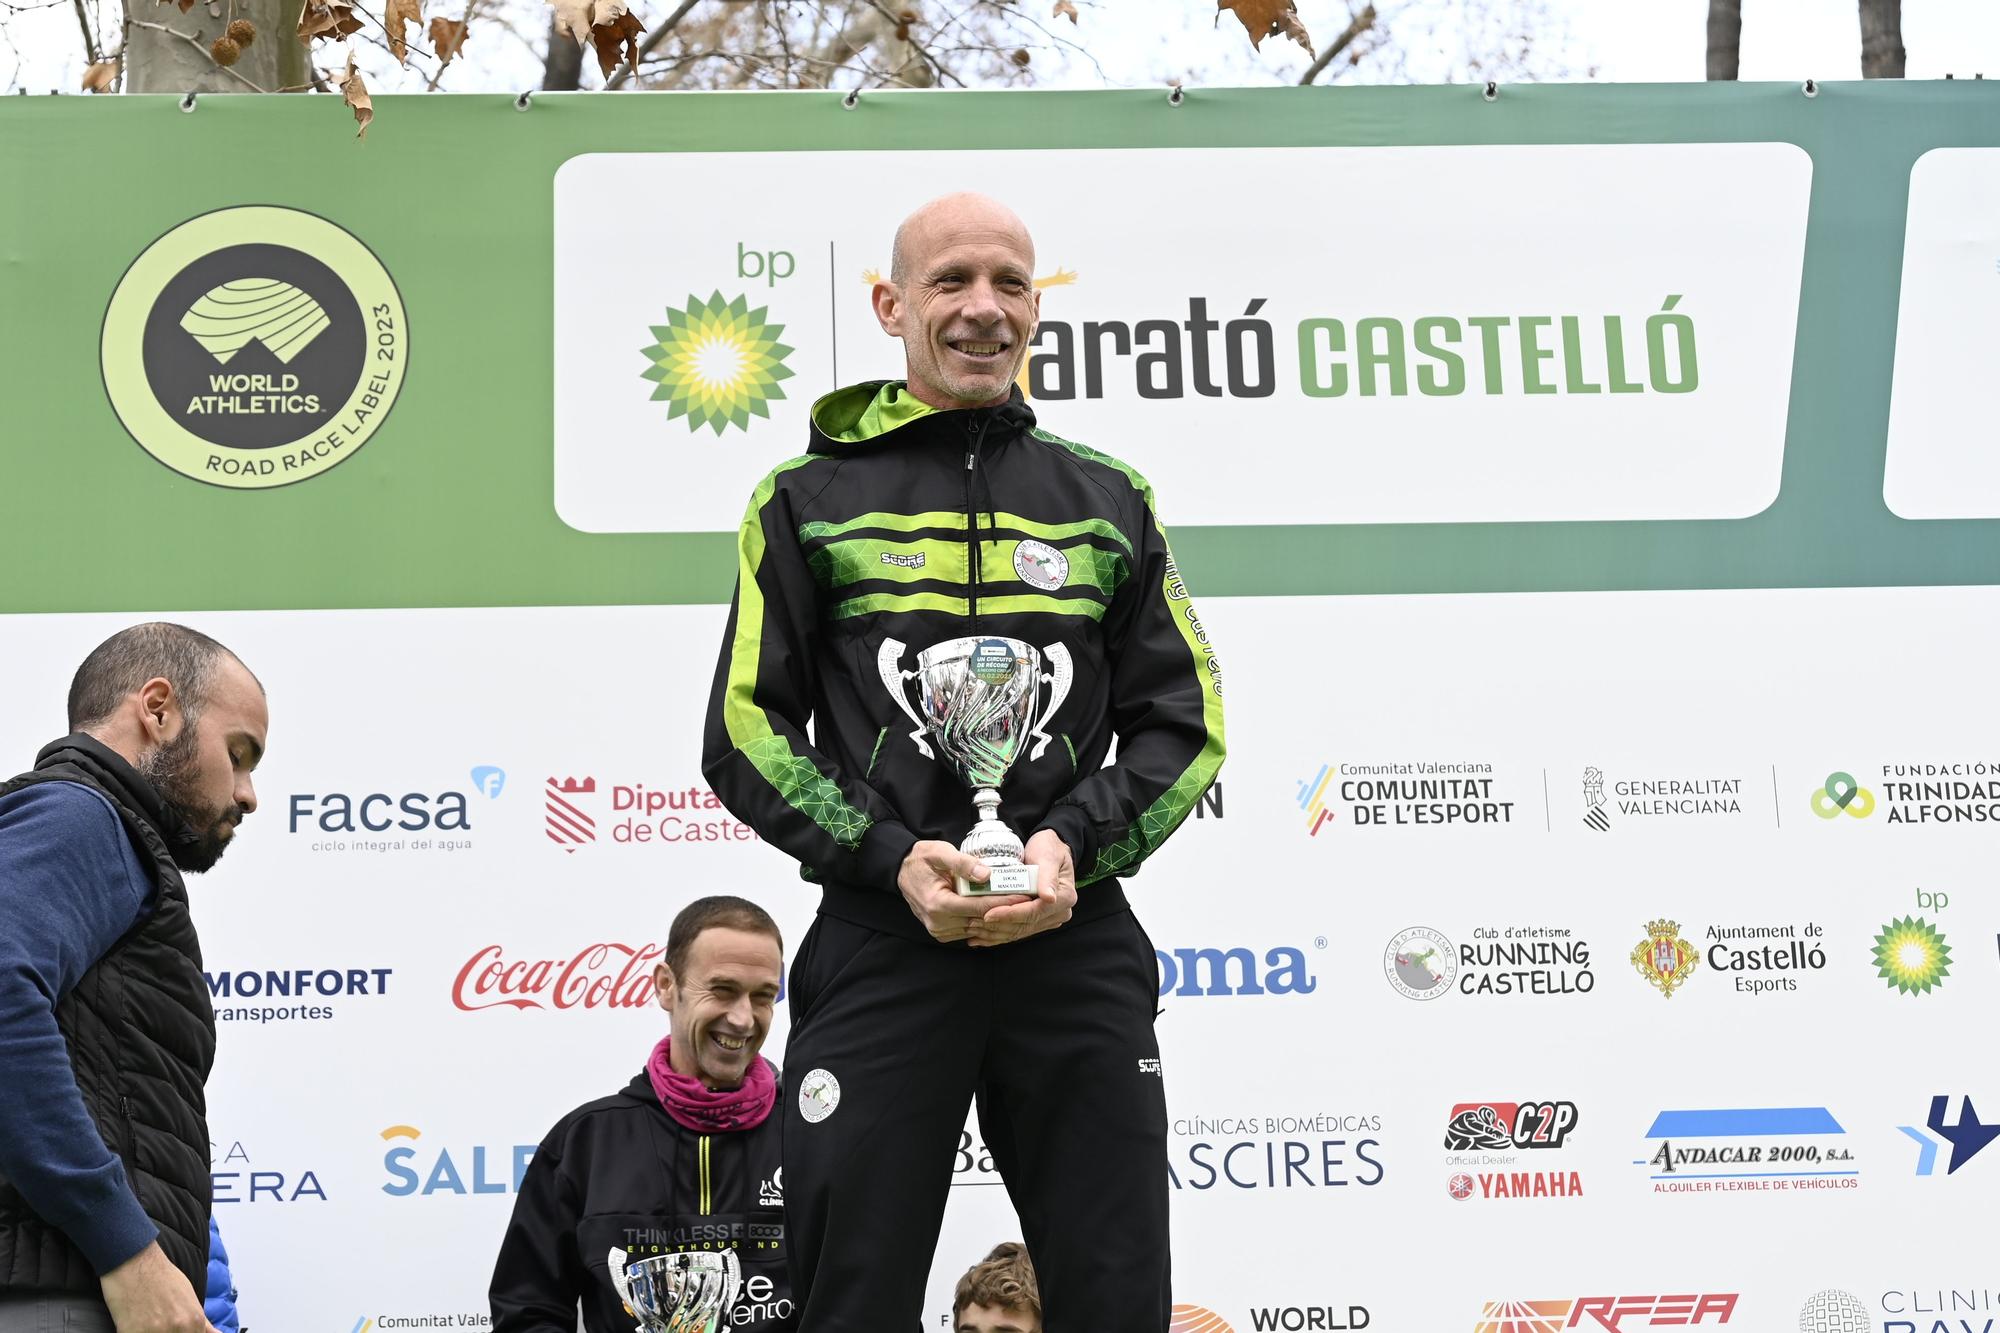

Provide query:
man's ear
left=653, top=963, right=677, bottom=1013
left=872, top=280, right=904, bottom=337
left=134, top=677, right=181, bottom=745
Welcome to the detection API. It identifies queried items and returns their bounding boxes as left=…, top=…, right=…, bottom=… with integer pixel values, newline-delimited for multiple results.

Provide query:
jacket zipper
left=699, top=1133, right=712, bottom=1214
left=964, top=413, right=989, bottom=632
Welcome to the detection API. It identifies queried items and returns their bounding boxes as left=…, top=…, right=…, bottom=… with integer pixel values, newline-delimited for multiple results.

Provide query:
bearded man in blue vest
left=0, top=623, right=268, bottom=1333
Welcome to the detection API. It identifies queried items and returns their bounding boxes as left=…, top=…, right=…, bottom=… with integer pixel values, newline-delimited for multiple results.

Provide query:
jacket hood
left=808, top=380, right=1036, bottom=454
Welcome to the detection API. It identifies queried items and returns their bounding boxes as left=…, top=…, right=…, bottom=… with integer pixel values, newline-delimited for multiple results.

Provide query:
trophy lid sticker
left=99, top=205, right=407, bottom=490
left=969, top=638, right=1019, bottom=685
left=798, top=1068, right=841, bottom=1123
left=1013, top=539, right=1070, bottom=591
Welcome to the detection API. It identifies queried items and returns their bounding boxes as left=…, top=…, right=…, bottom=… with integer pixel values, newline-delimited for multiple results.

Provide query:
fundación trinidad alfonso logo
left=1871, top=916, right=1950, bottom=994
left=1811, top=771, right=1875, bottom=820
left=100, top=206, right=406, bottom=489
left=639, top=291, right=795, bottom=434
left=1168, top=1307, right=1235, bottom=1333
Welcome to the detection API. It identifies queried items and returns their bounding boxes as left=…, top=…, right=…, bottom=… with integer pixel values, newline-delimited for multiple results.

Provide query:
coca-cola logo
left=452, top=942, right=663, bottom=1012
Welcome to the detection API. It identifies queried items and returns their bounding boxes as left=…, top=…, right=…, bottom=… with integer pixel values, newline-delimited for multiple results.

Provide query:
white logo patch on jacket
left=1013, top=539, right=1069, bottom=591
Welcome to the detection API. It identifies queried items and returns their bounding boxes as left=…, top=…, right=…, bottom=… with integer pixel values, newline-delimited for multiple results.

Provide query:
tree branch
left=603, top=0, right=702, bottom=89
left=1298, top=3, right=1374, bottom=86
left=127, top=17, right=267, bottom=88
left=857, top=0, right=955, bottom=87
left=71, top=0, right=98, bottom=64
left=423, top=0, right=475, bottom=88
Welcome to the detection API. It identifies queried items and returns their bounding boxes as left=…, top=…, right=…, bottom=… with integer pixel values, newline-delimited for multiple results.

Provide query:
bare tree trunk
left=1859, top=0, right=1904, bottom=77
left=541, top=10, right=582, bottom=89
left=1706, top=0, right=1741, bottom=80
left=124, top=0, right=295, bottom=91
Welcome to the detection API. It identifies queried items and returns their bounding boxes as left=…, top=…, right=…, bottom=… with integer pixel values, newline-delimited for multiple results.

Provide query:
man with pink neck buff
left=489, top=897, right=793, bottom=1332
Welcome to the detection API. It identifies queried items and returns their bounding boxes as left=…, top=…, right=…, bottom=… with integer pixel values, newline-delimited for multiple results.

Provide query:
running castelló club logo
left=1631, top=920, right=1699, bottom=998
left=639, top=291, right=795, bottom=434
left=1871, top=916, right=1950, bottom=994
left=100, top=206, right=405, bottom=488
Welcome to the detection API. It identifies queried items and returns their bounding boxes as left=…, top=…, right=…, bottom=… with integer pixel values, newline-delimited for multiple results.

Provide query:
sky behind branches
left=6, top=0, right=2000, bottom=100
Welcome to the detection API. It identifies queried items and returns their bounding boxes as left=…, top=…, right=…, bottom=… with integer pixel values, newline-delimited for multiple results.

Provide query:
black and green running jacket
left=701, top=380, right=1225, bottom=939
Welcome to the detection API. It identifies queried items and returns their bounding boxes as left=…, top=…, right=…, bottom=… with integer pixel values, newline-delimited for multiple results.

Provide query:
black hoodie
left=489, top=1068, right=792, bottom=1333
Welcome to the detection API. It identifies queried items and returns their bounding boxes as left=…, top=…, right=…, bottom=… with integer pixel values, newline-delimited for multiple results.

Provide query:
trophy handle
left=606, top=1248, right=641, bottom=1330
left=876, top=637, right=933, bottom=760
left=1027, top=643, right=1074, bottom=763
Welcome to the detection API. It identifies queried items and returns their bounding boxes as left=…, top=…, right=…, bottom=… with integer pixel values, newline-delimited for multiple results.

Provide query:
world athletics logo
left=639, top=290, right=795, bottom=434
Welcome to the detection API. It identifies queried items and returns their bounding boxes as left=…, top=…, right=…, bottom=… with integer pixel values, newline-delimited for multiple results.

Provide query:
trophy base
left=957, top=861, right=1038, bottom=897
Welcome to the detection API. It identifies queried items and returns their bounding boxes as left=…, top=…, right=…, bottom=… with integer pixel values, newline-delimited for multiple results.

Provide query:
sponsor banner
left=554, top=145, right=1811, bottom=532
left=1884, top=148, right=2000, bottom=519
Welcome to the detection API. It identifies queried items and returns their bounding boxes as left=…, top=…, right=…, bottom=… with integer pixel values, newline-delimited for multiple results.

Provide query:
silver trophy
left=606, top=1249, right=740, bottom=1333
left=877, top=635, right=1074, bottom=896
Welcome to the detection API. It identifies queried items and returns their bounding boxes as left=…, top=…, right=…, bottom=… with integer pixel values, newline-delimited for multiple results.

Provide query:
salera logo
left=100, top=205, right=406, bottom=488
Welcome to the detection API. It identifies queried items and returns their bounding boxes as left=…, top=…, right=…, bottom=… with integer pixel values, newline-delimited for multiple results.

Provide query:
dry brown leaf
left=339, top=52, right=372, bottom=140
left=590, top=8, right=645, bottom=77
left=550, top=0, right=594, bottom=45
left=429, top=15, right=468, bottom=62
left=1217, top=0, right=1313, bottom=57
left=385, top=0, right=422, bottom=63
left=297, top=0, right=363, bottom=43
left=80, top=58, right=119, bottom=91
left=1052, top=0, right=1077, bottom=22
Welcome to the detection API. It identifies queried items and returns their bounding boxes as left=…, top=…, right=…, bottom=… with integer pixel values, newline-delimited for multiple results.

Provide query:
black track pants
left=781, top=908, right=1170, bottom=1332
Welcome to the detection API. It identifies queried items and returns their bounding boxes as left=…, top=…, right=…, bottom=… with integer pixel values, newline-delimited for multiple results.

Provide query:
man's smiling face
left=875, top=193, right=1040, bottom=409
left=654, top=926, right=783, bottom=1090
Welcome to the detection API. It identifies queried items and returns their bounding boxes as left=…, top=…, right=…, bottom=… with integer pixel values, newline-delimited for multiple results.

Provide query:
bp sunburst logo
left=639, top=291, right=795, bottom=435
left=1872, top=916, right=1951, bottom=994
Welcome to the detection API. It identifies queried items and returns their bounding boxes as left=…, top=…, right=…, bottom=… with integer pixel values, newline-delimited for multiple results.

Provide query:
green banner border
left=3, top=82, right=1997, bottom=611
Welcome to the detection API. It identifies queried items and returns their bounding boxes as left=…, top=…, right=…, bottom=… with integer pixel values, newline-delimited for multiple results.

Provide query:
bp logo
left=1872, top=916, right=1950, bottom=994
left=100, top=206, right=405, bottom=489
left=639, top=291, right=795, bottom=435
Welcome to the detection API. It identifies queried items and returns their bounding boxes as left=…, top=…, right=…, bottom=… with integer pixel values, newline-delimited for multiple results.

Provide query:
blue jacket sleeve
left=205, top=1215, right=241, bottom=1332
left=0, top=781, right=161, bottom=1274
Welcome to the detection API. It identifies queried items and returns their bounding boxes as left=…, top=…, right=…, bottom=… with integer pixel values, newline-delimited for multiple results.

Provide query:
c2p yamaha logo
left=101, top=206, right=406, bottom=488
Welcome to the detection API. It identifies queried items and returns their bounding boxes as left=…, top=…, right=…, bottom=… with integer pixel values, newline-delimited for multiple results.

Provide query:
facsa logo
left=1155, top=944, right=1320, bottom=997
left=289, top=790, right=473, bottom=833
left=1474, top=1294, right=1735, bottom=1333
left=380, top=1125, right=536, bottom=1197
left=1900, top=1095, right=2000, bottom=1176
